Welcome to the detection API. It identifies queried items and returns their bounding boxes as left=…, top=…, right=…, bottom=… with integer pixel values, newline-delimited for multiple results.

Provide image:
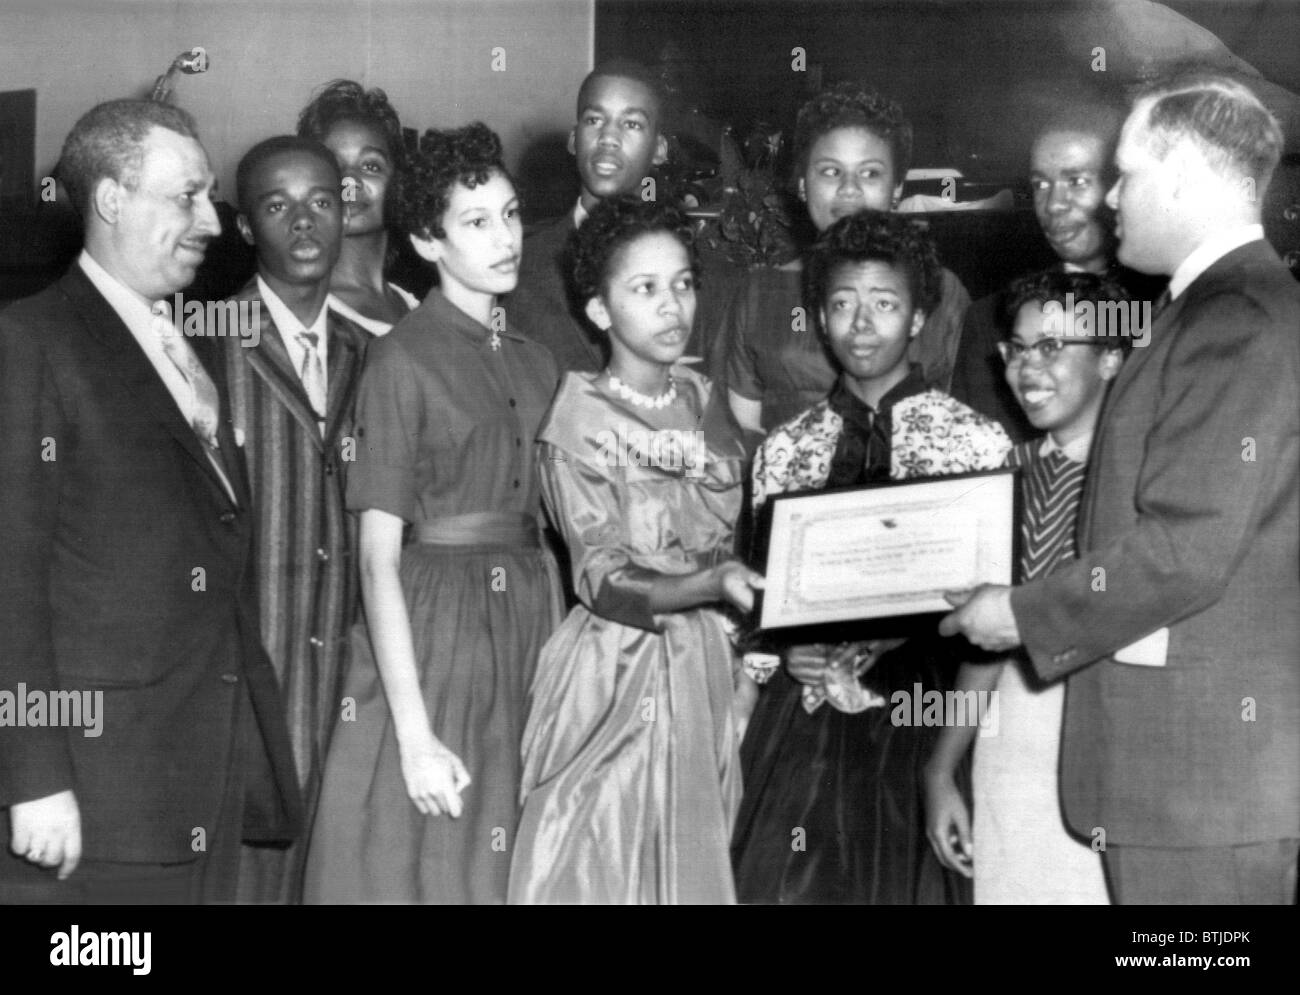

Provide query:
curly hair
left=569, top=195, right=699, bottom=305
left=58, top=99, right=200, bottom=217
left=1003, top=268, right=1134, bottom=351
left=791, top=82, right=913, bottom=186
left=806, top=210, right=940, bottom=326
left=389, top=122, right=509, bottom=240
left=296, top=79, right=405, bottom=166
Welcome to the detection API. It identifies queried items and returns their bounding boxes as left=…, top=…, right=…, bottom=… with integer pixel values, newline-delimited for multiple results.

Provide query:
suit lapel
left=235, top=281, right=328, bottom=449
left=60, top=267, right=239, bottom=508
left=323, top=311, right=370, bottom=444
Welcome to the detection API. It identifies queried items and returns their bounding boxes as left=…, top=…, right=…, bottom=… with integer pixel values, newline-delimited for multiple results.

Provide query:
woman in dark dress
left=303, top=123, right=561, bottom=904
left=730, top=211, right=1009, bottom=904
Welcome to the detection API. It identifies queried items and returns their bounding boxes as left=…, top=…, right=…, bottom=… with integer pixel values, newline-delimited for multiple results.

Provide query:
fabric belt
left=415, top=512, right=540, bottom=548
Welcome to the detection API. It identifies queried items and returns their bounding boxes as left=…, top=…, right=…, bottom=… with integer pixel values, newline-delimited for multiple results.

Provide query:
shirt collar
left=78, top=249, right=157, bottom=331
left=424, top=288, right=526, bottom=348
left=1040, top=429, right=1093, bottom=464
left=257, top=275, right=328, bottom=341
left=829, top=363, right=928, bottom=422
left=1169, top=224, right=1264, bottom=300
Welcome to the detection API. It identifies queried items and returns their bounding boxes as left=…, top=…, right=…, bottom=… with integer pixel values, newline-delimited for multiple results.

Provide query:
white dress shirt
left=1169, top=223, right=1265, bottom=300
left=257, top=275, right=330, bottom=376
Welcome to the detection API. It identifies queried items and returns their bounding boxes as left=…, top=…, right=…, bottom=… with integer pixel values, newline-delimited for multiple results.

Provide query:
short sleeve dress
left=303, top=290, right=562, bottom=905
left=724, top=263, right=972, bottom=433
left=507, top=367, right=748, bottom=904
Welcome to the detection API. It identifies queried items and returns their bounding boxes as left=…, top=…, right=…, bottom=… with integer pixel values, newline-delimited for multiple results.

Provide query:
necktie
left=296, top=331, right=327, bottom=431
left=153, top=306, right=236, bottom=504
left=156, top=317, right=221, bottom=448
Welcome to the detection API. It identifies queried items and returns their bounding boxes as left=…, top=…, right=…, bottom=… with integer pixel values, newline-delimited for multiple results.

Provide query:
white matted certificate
left=759, top=470, right=1017, bottom=629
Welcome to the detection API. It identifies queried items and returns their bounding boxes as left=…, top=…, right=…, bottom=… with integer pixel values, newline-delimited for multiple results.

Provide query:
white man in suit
left=0, top=99, right=301, bottom=903
left=940, top=72, right=1299, bottom=904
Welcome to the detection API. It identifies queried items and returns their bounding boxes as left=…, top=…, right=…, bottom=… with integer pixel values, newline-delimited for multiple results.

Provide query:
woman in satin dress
left=508, top=198, right=763, bottom=904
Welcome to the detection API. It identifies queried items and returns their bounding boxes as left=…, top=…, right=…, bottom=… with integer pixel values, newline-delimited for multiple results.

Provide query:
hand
left=938, top=585, right=1022, bottom=653
left=9, top=789, right=81, bottom=880
left=714, top=561, right=764, bottom=613
left=784, top=643, right=832, bottom=687
left=398, top=739, right=471, bottom=818
left=922, top=767, right=973, bottom=878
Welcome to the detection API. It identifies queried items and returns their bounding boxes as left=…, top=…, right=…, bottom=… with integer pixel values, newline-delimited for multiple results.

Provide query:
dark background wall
left=596, top=0, right=1300, bottom=181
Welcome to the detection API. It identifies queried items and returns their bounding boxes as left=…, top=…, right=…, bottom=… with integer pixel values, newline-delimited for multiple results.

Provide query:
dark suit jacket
left=508, top=215, right=604, bottom=375
left=1011, top=240, right=1300, bottom=847
left=0, top=264, right=302, bottom=864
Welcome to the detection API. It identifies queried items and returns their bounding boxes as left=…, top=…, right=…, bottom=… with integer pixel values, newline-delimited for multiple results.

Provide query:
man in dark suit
left=949, top=100, right=1164, bottom=441
left=0, top=99, right=301, bottom=903
left=941, top=73, right=1299, bottom=903
left=508, top=59, right=668, bottom=375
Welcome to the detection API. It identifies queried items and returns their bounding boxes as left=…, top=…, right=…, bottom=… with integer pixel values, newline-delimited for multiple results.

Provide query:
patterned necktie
left=154, top=307, right=237, bottom=504
left=296, top=331, right=327, bottom=429
left=156, top=318, right=221, bottom=448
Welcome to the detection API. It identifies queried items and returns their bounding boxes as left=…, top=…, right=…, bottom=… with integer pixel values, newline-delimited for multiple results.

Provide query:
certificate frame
left=757, top=469, right=1019, bottom=631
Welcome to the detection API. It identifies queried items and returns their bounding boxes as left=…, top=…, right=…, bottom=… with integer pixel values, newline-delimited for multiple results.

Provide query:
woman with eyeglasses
left=924, top=268, right=1131, bottom=904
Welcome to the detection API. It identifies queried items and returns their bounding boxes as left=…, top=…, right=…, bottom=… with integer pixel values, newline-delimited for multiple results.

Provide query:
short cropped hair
left=1137, top=71, right=1283, bottom=192
left=570, top=195, right=698, bottom=305
left=297, top=79, right=406, bottom=167
left=1035, top=98, right=1127, bottom=179
left=235, top=136, right=341, bottom=214
left=806, top=210, right=940, bottom=326
left=57, top=99, right=200, bottom=217
left=1003, top=268, right=1133, bottom=352
left=791, top=82, right=913, bottom=185
left=390, top=122, right=509, bottom=240
left=576, top=58, right=665, bottom=124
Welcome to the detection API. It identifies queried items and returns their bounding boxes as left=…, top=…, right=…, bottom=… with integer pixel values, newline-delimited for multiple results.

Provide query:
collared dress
left=730, top=367, right=1010, bottom=904
left=303, top=290, right=562, bottom=904
left=508, top=367, right=748, bottom=904
left=971, top=438, right=1109, bottom=904
left=723, top=264, right=971, bottom=433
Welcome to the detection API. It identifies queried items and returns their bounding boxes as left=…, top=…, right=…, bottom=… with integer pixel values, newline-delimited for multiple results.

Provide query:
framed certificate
left=759, top=469, right=1018, bottom=630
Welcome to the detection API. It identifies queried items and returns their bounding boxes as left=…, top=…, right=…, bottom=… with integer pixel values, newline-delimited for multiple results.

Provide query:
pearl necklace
left=608, top=372, right=676, bottom=409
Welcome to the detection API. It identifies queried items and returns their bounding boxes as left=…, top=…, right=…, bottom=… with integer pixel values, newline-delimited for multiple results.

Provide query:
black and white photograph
left=0, top=0, right=1296, bottom=954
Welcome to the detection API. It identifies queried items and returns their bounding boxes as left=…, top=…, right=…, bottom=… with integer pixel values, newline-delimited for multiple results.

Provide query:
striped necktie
left=296, top=331, right=327, bottom=432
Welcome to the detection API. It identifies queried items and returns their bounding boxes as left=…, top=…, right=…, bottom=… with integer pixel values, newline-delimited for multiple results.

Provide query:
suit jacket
left=224, top=278, right=370, bottom=799
left=508, top=215, right=603, bottom=375
left=1011, top=240, right=1300, bottom=847
left=0, top=265, right=302, bottom=864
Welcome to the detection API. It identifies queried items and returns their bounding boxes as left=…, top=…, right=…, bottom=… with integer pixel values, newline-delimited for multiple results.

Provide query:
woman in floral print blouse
left=731, top=211, right=1010, bottom=904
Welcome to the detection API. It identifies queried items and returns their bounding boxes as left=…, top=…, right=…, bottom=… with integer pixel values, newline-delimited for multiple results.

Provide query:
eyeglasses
left=997, top=337, right=1100, bottom=366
